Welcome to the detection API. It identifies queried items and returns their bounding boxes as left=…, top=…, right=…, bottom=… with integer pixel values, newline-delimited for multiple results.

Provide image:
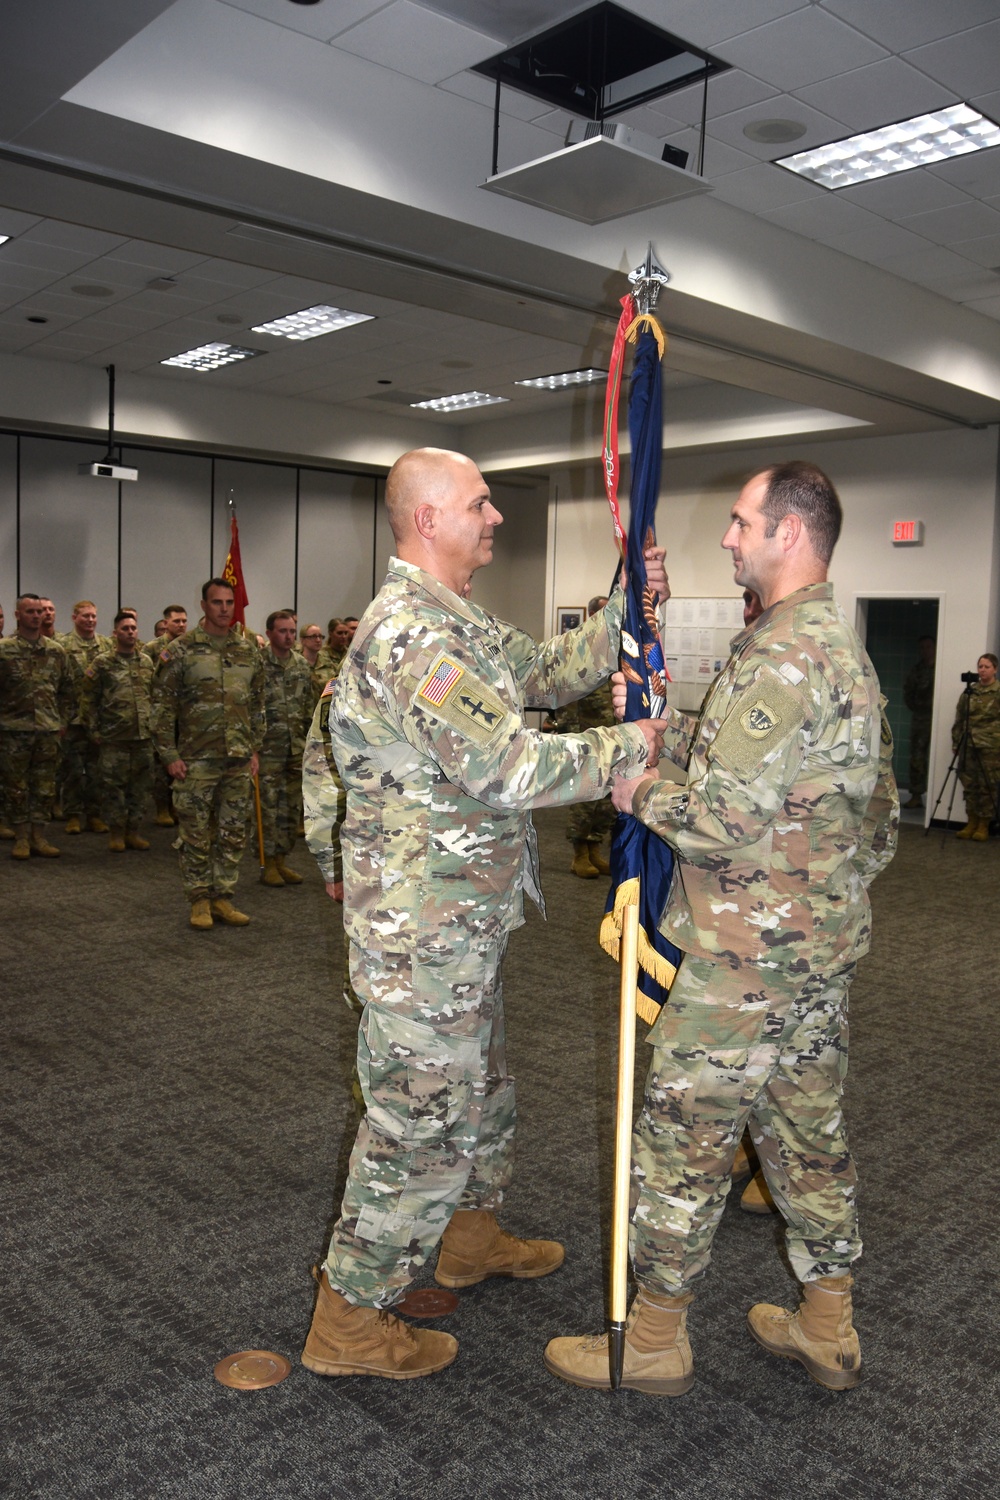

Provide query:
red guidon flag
left=222, top=512, right=249, bottom=629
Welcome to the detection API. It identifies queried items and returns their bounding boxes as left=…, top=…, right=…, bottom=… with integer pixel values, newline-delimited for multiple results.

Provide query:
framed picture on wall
left=557, top=606, right=584, bottom=633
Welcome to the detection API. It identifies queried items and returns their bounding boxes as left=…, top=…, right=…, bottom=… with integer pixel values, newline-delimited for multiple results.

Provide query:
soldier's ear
left=413, top=502, right=437, bottom=540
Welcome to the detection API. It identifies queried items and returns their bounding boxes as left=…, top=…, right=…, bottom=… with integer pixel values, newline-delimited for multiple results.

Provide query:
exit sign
left=892, top=519, right=924, bottom=545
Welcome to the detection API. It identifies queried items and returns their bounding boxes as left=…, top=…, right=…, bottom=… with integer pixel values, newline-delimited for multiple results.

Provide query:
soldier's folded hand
left=611, top=770, right=657, bottom=813
left=634, top=716, right=668, bottom=768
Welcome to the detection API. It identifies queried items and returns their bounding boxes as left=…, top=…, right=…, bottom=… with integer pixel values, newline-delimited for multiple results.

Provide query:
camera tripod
left=926, top=678, right=999, bottom=836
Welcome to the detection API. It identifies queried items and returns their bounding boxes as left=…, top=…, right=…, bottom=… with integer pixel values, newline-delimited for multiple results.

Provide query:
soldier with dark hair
left=258, top=609, right=313, bottom=886
left=82, top=610, right=154, bottom=852
left=547, top=462, right=897, bottom=1396
left=0, top=594, right=75, bottom=859
left=150, top=578, right=265, bottom=929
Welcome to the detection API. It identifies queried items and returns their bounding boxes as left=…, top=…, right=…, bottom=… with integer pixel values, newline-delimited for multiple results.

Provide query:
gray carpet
left=2, top=813, right=998, bottom=1499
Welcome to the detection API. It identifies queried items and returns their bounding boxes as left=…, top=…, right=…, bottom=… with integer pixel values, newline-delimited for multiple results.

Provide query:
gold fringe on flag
left=623, top=311, right=667, bottom=360
left=599, top=877, right=677, bottom=1026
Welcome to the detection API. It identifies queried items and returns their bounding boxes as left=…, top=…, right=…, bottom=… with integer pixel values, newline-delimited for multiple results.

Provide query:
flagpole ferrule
left=608, top=1322, right=626, bottom=1390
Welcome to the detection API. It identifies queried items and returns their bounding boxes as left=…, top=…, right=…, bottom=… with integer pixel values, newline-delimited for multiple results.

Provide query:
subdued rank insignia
left=740, top=700, right=780, bottom=739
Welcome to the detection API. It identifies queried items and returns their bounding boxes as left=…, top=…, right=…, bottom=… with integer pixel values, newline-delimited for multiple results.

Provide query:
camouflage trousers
left=0, top=730, right=60, bottom=824
left=631, top=952, right=859, bottom=1297
left=61, top=725, right=102, bottom=820
left=908, top=712, right=931, bottom=797
left=566, top=796, right=616, bottom=845
left=324, top=938, right=516, bottom=1308
left=258, top=748, right=302, bottom=858
left=958, top=748, right=1000, bottom=820
left=171, top=757, right=253, bottom=901
left=98, top=740, right=153, bottom=830
left=152, top=760, right=174, bottom=816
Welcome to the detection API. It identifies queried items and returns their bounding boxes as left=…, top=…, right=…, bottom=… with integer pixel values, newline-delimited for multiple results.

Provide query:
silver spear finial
left=628, top=243, right=670, bottom=315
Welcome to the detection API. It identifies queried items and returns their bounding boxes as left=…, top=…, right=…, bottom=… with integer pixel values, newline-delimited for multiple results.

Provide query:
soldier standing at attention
left=258, top=609, right=314, bottom=887
left=546, top=461, right=898, bottom=1396
left=0, top=594, right=76, bottom=859
left=301, top=445, right=668, bottom=1381
left=145, top=605, right=188, bottom=826
left=82, top=610, right=155, bottom=853
left=59, top=600, right=110, bottom=836
left=316, top=618, right=351, bottom=679
left=150, top=579, right=265, bottom=930
left=39, top=598, right=57, bottom=638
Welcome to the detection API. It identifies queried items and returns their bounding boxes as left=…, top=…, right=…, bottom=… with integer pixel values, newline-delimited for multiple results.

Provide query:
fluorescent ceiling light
left=161, top=343, right=265, bottom=371
left=515, top=368, right=606, bottom=390
left=0, top=235, right=10, bottom=246
left=777, top=104, right=1000, bottom=189
left=410, top=392, right=509, bottom=412
left=251, top=304, right=374, bottom=340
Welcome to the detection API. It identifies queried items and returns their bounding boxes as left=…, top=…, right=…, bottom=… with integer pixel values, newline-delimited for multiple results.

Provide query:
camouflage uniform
left=316, top=644, right=345, bottom=681
left=952, top=679, right=1000, bottom=821
left=903, top=657, right=935, bottom=798
left=0, top=635, right=76, bottom=824
left=259, top=646, right=314, bottom=859
left=149, top=628, right=265, bottom=902
left=144, top=640, right=176, bottom=820
left=58, top=632, right=109, bottom=822
left=313, top=558, right=650, bottom=1308
left=554, top=680, right=617, bottom=847
left=626, top=582, right=898, bottom=1297
left=81, top=648, right=155, bottom=832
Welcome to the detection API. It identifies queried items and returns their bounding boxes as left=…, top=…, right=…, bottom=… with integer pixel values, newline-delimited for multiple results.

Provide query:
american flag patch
left=419, top=657, right=463, bottom=706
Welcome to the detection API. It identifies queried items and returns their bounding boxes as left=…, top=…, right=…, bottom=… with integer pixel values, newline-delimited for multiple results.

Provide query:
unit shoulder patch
left=415, top=652, right=507, bottom=746
left=712, top=668, right=806, bottom=780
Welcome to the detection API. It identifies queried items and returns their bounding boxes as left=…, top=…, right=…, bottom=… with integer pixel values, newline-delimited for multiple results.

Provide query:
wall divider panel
left=118, top=448, right=214, bottom=638
left=17, top=437, right=122, bottom=632
left=297, top=470, right=380, bottom=636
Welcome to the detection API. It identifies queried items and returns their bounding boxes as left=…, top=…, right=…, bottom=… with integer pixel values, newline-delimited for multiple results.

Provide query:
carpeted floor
left=2, top=811, right=998, bottom=1499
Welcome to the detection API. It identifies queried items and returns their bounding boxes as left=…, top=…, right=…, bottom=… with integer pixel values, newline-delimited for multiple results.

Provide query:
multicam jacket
left=327, top=557, right=650, bottom=958
left=58, top=632, right=111, bottom=727
left=634, top=582, right=898, bottom=973
left=149, top=627, right=265, bottom=764
left=261, top=647, right=314, bottom=759
left=81, top=648, right=154, bottom=742
left=0, top=634, right=75, bottom=732
left=951, top=677, right=1000, bottom=752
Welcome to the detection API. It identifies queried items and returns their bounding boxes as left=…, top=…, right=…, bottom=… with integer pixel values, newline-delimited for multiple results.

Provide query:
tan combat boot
left=275, top=857, right=302, bottom=884
left=0, top=822, right=15, bottom=840
left=544, top=1287, right=695, bottom=1395
left=587, top=841, right=611, bottom=876
left=125, top=831, right=150, bottom=850
left=107, top=830, right=126, bottom=853
left=30, top=827, right=60, bottom=857
left=64, top=816, right=82, bottom=835
left=741, top=1170, right=777, bottom=1214
left=956, top=819, right=977, bottom=838
left=434, top=1209, right=564, bottom=1288
left=571, top=841, right=598, bottom=878
left=211, top=897, right=250, bottom=926
left=261, top=857, right=285, bottom=887
left=89, top=816, right=109, bottom=834
left=731, top=1135, right=753, bottom=1185
left=301, top=1270, right=457, bottom=1380
left=747, top=1274, right=860, bottom=1390
left=154, top=808, right=176, bottom=827
left=11, top=824, right=30, bottom=860
left=972, top=818, right=990, bottom=841
left=189, top=899, right=213, bottom=930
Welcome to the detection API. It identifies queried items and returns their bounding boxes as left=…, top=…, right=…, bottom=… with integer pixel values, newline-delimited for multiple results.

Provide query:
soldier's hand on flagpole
left=612, top=770, right=657, bottom=813
left=643, top=543, right=669, bottom=606
left=634, top=717, right=668, bottom=768
left=611, top=670, right=627, bottom=721
left=248, top=752, right=259, bottom=778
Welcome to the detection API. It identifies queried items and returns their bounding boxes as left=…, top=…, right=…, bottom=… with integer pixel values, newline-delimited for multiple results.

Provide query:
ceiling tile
left=0, top=209, right=44, bottom=239
left=703, top=96, right=847, bottom=161
left=421, top=1, right=571, bottom=46
left=652, top=69, right=779, bottom=128
left=898, top=200, right=1000, bottom=245
left=926, top=148, right=1000, bottom=201
left=760, top=194, right=891, bottom=241
left=436, top=68, right=554, bottom=121
left=100, top=243, right=210, bottom=275
left=217, top=0, right=385, bottom=44
left=838, top=169, right=974, bottom=217
left=875, top=243, right=988, bottom=286
left=969, top=87, right=1000, bottom=121
left=937, top=270, right=1000, bottom=300
left=793, top=57, right=955, bottom=132
left=0, top=241, right=99, bottom=274
left=822, top=0, right=1000, bottom=53
left=904, top=21, right=1000, bottom=101
left=333, top=1, right=500, bottom=85
left=949, top=232, right=1000, bottom=269
left=661, top=129, right=759, bottom=177
left=963, top=292, right=1000, bottom=319
left=710, top=163, right=827, bottom=213
left=20, top=221, right=128, bottom=258
left=622, top=0, right=809, bottom=51
left=820, top=217, right=939, bottom=264
left=716, top=9, right=888, bottom=93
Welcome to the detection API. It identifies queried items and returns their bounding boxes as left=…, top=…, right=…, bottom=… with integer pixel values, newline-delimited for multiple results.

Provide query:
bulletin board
left=661, top=595, right=745, bottom=712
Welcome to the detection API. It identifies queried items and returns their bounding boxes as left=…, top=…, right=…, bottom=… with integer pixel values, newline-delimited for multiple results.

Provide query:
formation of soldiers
left=0, top=590, right=358, bottom=925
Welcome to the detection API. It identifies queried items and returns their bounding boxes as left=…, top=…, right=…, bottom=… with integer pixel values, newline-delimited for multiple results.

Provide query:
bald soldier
left=545, top=462, right=898, bottom=1396
left=301, top=446, right=668, bottom=1381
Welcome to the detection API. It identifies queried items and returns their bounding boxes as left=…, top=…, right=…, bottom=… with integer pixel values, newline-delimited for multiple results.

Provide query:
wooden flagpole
left=609, top=900, right=639, bottom=1389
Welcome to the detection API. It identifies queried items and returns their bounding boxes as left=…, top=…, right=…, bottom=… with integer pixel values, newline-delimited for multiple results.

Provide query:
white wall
left=546, top=426, right=1000, bottom=820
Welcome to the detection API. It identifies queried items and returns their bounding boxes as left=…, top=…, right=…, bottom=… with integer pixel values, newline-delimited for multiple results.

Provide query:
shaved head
left=385, top=448, right=479, bottom=545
